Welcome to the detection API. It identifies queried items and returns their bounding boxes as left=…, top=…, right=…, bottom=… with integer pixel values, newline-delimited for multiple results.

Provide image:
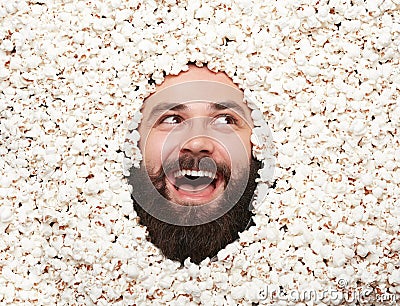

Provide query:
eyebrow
left=147, top=100, right=247, bottom=123
left=150, top=102, right=188, bottom=116
left=208, top=101, right=247, bottom=118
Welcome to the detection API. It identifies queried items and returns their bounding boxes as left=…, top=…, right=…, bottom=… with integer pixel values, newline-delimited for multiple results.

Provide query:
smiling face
left=128, top=65, right=263, bottom=263
left=138, top=65, right=253, bottom=207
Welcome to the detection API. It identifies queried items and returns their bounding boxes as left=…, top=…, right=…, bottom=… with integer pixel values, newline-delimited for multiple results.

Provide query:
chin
left=127, top=157, right=263, bottom=264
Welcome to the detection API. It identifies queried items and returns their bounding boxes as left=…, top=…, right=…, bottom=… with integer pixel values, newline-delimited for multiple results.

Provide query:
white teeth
left=173, top=169, right=215, bottom=179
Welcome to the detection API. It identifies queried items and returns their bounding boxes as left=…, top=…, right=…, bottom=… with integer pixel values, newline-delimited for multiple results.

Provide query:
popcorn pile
left=1, top=0, right=399, bottom=305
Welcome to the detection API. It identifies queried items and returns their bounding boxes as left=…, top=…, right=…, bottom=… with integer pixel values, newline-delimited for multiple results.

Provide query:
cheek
left=240, top=130, right=253, bottom=160
left=244, top=137, right=253, bottom=159
left=142, top=131, right=177, bottom=166
left=141, top=132, right=161, bottom=166
left=215, top=132, right=252, bottom=164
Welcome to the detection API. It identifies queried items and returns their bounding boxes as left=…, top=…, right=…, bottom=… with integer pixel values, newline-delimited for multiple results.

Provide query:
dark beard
left=128, top=157, right=262, bottom=264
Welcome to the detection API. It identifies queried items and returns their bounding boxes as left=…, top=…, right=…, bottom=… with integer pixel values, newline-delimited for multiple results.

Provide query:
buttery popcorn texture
left=0, top=0, right=399, bottom=305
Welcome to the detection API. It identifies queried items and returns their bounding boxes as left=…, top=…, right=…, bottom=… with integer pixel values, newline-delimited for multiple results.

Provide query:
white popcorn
left=0, top=0, right=398, bottom=305
left=388, top=269, right=400, bottom=285
left=0, top=67, right=10, bottom=80
left=0, top=206, right=13, bottom=223
left=350, top=119, right=367, bottom=136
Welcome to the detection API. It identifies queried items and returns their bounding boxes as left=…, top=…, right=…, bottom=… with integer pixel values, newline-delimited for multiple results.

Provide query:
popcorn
left=0, top=0, right=398, bottom=304
left=0, top=206, right=13, bottom=223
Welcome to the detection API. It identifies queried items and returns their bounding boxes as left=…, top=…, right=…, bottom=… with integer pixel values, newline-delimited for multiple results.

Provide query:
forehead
left=157, top=65, right=240, bottom=90
left=141, top=66, right=249, bottom=118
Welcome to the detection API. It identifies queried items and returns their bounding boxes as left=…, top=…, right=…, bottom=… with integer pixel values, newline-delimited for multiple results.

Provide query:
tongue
left=178, top=184, right=214, bottom=195
left=179, top=184, right=209, bottom=192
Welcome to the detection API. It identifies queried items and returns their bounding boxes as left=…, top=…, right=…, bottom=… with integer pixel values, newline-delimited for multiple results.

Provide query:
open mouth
left=166, top=168, right=225, bottom=205
left=174, top=169, right=216, bottom=191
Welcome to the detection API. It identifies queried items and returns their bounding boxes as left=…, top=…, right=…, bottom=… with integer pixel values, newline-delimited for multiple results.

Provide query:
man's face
left=128, top=66, right=262, bottom=264
left=138, top=66, right=253, bottom=208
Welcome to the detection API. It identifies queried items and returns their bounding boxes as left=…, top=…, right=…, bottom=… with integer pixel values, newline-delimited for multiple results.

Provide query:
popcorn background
left=0, top=0, right=399, bottom=305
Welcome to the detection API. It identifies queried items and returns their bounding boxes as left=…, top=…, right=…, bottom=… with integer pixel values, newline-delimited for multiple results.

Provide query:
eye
left=212, top=114, right=237, bottom=125
left=160, top=114, right=183, bottom=125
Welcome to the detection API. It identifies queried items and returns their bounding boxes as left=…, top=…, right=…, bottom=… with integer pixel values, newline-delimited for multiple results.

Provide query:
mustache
left=149, top=154, right=231, bottom=187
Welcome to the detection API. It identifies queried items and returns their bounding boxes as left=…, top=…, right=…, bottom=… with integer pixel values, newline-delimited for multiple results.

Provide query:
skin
left=129, top=65, right=263, bottom=263
left=138, top=65, right=254, bottom=206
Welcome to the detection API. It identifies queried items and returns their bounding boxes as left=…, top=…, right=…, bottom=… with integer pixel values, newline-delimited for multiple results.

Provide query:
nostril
left=180, top=148, right=211, bottom=155
left=200, top=148, right=211, bottom=153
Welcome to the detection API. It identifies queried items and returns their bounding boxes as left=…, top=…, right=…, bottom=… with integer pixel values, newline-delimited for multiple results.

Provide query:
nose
left=180, top=136, right=215, bottom=156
